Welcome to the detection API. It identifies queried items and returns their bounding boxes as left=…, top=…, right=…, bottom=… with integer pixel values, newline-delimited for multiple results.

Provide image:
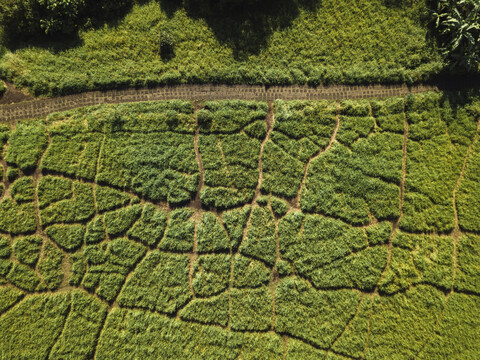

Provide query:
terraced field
left=1, top=93, right=480, bottom=359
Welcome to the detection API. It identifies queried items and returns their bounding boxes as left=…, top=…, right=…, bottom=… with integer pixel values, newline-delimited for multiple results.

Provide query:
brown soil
left=0, top=82, right=34, bottom=105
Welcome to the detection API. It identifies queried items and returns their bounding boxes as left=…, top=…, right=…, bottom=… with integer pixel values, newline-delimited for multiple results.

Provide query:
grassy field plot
left=0, top=0, right=442, bottom=96
left=0, top=94, right=479, bottom=358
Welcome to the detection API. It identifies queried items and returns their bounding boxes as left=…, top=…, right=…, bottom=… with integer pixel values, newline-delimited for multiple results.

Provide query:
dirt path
left=0, top=83, right=439, bottom=121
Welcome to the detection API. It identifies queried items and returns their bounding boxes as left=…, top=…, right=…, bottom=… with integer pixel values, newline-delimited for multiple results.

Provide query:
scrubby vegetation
left=0, top=0, right=443, bottom=96
left=0, top=96, right=479, bottom=358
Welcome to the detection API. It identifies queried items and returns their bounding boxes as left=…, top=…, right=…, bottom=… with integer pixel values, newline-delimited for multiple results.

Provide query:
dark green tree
left=432, top=0, right=480, bottom=71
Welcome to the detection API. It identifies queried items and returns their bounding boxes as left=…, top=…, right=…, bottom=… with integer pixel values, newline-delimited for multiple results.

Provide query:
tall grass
left=0, top=0, right=443, bottom=96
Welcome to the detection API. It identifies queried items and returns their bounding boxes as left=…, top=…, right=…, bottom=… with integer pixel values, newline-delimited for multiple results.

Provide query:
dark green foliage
left=0, top=287, right=24, bottom=313
left=271, top=196, right=289, bottom=217
left=37, top=176, right=73, bottom=209
left=97, top=132, right=199, bottom=204
left=40, top=181, right=95, bottom=226
left=104, top=204, right=142, bottom=237
left=95, top=185, right=132, bottom=213
left=286, top=339, right=328, bottom=359
left=41, top=133, right=102, bottom=181
left=331, top=296, right=373, bottom=358
left=82, top=238, right=146, bottom=301
left=256, top=195, right=269, bottom=206
left=6, top=168, right=19, bottom=183
left=0, top=199, right=36, bottom=234
left=192, top=254, right=231, bottom=297
left=244, top=120, right=267, bottom=139
left=432, top=0, right=480, bottom=72
left=49, top=291, right=108, bottom=360
left=198, top=101, right=267, bottom=134
left=158, top=208, right=194, bottom=252
left=10, top=177, right=34, bottom=203
left=223, top=205, right=251, bottom=250
left=233, top=254, right=271, bottom=288
left=230, top=286, right=272, bottom=331
left=418, top=293, right=480, bottom=359
left=0, top=236, right=11, bottom=258
left=279, top=213, right=369, bottom=286
left=200, top=186, right=255, bottom=209
left=46, top=224, right=85, bottom=251
left=337, top=115, right=375, bottom=146
left=239, top=206, right=276, bottom=266
left=401, top=92, right=478, bottom=233
left=13, top=236, right=42, bottom=266
left=38, top=240, right=64, bottom=290
left=96, top=308, right=245, bottom=359
left=337, top=100, right=374, bottom=146
left=371, top=97, right=405, bottom=134
left=69, top=252, right=86, bottom=286
left=5, top=120, right=48, bottom=171
left=6, top=262, right=42, bottom=291
left=301, top=136, right=402, bottom=224
left=275, top=278, right=361, bottom=348
left=0, top=81, right=5, bottom=97
left=179, top=293, right=229, bottom=326
left=311, top=246, right=388, bottom=290
left=118, top=251, right=191, bottom=314
left=366, top=286, right=444, bottom=359
left=276, top=259, right=292, bottom=277
left=260, top=141, right=304, bottom=198
left=197, top=212, right=229, bottom=253
left=0, top=259, right=11, bottom=276
left=455, top=234, right=480, bottom=294
left=199, top=131, right=260, bottom=207
left=457, top=140, right=480, bottom=231
left=127, top=204, right=168, bottom=247
left=379, top=232, right=454, bottom=294
left=84, top=216, right=106, bottom=244
left=0, top=293, right=70, bottom=360
left=84, top=101, right=195, bottom=134
left=366, top=221, right=393, bottom=245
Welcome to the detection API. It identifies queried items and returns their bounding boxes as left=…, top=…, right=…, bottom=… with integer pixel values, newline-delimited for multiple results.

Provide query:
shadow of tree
left=160, top=0, right=321, bottom=59
left=2, top=0, right=151, bottom=53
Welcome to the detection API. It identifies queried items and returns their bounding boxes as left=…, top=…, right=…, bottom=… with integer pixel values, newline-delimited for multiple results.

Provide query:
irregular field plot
left=0, top=93, right=480, bottom=359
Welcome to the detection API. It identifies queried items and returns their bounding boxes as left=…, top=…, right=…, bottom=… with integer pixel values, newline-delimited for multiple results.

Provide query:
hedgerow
left=0, top=96, right=479, bottom=358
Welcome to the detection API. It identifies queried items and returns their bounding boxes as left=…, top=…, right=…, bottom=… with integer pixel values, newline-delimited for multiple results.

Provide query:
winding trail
left=0, top=84, right=438, bottom=121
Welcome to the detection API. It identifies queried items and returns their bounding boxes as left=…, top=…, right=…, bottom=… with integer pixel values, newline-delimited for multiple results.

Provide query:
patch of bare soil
left=0, top=81, right=34, bottom=105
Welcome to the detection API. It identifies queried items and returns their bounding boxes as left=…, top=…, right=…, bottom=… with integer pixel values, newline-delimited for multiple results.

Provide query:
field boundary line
left=0, top=84, right=439, bottom=121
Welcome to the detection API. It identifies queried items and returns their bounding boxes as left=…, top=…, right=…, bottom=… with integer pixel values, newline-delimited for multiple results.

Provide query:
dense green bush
left=5, top=120, right=48, bottom=172
left=0, top=0, right=134, bottom=39
left=432, top=0, right=480, bottom=72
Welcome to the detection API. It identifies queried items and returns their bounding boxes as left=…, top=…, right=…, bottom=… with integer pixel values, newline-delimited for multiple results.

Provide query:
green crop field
left=0, top=93, right=479, bottom=359
left=0, top=0, right=443, bottom=96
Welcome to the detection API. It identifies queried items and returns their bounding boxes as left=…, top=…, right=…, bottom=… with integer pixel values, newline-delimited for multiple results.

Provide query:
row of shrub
left=0, top=62, right=445, bottom=97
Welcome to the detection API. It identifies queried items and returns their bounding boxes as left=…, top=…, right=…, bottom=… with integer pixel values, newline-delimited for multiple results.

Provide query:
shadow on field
left=160, top=0, right=321, bottom=59
left=2, top=0, right=151, bottom=53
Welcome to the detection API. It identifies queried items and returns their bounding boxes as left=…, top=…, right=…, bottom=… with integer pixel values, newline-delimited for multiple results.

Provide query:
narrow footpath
left=0, top=83, right=438, bottom=121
